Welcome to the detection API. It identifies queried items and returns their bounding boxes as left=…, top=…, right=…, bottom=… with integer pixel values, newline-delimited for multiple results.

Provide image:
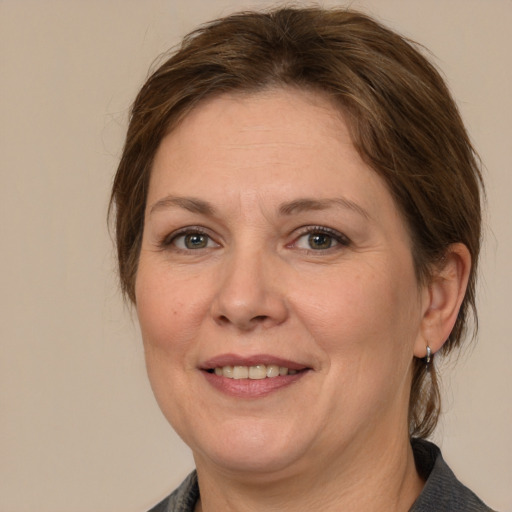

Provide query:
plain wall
left=1, top=1, right=511, bottom=511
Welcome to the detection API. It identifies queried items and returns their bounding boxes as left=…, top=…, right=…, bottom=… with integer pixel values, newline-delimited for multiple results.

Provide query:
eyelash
left=290, top=226, right=350, bottom=252
left=160, top=227, right=217, bottom=252
left=159, top=225, right=350, bottom=253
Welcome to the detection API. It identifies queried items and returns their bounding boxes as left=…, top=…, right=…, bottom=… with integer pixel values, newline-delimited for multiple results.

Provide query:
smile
left=200, top=354, right=311, bottom=397
left=210, top=365, right=299, bottom=379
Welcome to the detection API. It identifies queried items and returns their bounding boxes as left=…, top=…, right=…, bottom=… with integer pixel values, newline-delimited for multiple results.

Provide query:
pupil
left=309, top=233, right=331, bottom=249
left=185, top=233, right=207, bottom=249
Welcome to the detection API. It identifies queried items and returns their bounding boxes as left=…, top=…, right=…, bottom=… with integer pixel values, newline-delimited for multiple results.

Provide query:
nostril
left=218, top=315, right=230, bottom=324
left=215, top=313, right=269, bottom=328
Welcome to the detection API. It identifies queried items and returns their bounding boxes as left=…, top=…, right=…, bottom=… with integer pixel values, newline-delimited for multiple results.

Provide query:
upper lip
left=200, top=353, right=310, bottom=371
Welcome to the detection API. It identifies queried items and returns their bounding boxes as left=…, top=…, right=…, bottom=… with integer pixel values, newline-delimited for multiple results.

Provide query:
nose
left=209, top=247, right=289, bottom=331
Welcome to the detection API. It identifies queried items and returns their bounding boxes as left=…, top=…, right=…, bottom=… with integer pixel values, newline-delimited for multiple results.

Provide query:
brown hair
left=110, top=7, right=483, bottom=438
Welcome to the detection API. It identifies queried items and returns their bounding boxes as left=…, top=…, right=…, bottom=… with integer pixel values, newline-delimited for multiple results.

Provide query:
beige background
left=1, top=1, right=511, bottom=511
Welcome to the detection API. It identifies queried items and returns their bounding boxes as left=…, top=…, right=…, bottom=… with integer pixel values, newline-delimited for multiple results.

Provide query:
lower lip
left=202, top=370, right=308, bottom=398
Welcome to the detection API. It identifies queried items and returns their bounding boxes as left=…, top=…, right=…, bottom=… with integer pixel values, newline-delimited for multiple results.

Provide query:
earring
left=424, top=345, right=432, bottom=369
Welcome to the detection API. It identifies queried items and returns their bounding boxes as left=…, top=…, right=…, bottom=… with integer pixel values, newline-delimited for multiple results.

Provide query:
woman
left=110, top=7, right=494, bottom=511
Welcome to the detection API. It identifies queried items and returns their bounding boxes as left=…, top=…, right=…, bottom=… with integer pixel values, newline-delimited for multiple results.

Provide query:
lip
left=200, top=353, right=308, bottom=371
left=202, top=370, right=308, bottom=398
left=199, top=353, right=312, bottom=399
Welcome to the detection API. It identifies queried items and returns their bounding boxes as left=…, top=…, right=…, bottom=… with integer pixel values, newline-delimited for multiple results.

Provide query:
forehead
left=148, top=88, right=398, bottom=224
left=159, top=88, right=347, bottom=164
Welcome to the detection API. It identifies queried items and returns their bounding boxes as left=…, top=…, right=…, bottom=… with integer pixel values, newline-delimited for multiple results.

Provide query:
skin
left=135, top=88, right=470, bottom=511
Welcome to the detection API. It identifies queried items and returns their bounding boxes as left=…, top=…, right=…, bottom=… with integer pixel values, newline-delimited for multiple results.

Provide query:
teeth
left=233, top=366, right=249, bottom=379
left=212, top=364, right=301, bottom=379
left=249, top=365, right=267, bottom=380
left=223, top=365, right=234, bottom=378
left=266, top=365, right=280, bottom=378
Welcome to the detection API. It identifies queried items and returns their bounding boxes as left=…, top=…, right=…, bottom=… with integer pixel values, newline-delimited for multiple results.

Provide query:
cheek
left=135, top=264, right=208, bottom=350
left=135, top=270, right=199, bottom=414
left=282, top=265, right=420, bottom=438
left=290, top=261, right=421, bottom=363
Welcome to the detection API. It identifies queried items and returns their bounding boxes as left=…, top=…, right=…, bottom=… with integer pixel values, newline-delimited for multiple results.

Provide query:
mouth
left=206, top=364, right=301, bottom=379
left=200, top=354, right=311, bottom=397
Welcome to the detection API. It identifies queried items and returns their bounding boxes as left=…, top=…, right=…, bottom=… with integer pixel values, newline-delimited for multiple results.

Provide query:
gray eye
left=308, top=233, right=333, bottom=250
left=294, top=228, right=346, bottom=251
left=172, top=232, right=215, bottom=250
left=183, top=233, right=209, bottom=249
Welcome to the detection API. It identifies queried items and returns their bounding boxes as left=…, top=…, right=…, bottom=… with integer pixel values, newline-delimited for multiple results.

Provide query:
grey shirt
left=148, top=439, right=495, bottom=511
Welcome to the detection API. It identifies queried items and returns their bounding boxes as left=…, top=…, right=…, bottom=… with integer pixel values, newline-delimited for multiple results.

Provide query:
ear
left=414, top=243, right=472, bottom=358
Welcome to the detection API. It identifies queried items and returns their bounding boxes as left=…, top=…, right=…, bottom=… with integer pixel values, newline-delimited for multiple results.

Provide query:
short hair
left=109, top=7, right=483, bottom=438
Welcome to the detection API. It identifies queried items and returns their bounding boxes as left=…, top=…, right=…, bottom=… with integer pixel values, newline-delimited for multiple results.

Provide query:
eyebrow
left=149, top=196, right=215, bottom=216
left=279, top=197, right=370, bottom=219
left=149, top=195, right=370, bottom=220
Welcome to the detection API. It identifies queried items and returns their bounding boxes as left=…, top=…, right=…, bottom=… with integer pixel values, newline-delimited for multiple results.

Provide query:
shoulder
left=147, top=471, right=199, bottom=512
left=410, top=438, right=496, bottom=512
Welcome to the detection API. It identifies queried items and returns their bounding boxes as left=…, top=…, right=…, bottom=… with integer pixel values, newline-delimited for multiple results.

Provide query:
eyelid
left=160, top=226, right=219, bottom=250
left=289, top=225, right=351, bottom=250
left=157, top=224, right=349, bottom=252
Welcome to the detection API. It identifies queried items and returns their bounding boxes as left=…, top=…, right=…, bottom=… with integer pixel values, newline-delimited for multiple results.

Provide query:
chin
left=188, top=419, right=312, bottom=476
left=201, top=446, right=306, bottom=477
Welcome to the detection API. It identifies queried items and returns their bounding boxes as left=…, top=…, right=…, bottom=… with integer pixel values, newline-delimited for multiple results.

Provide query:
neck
left=193, top=433, right=424, bottom=512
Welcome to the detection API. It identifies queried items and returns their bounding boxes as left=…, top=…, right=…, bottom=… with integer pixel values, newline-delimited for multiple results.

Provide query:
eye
left=292, top=227, right=349, bottom=251
left=166, top=229, right=218, bottom=251
left=304, top=232, right=335, bottom=250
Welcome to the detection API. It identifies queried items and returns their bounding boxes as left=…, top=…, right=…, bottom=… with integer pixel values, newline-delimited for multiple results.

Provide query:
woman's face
left=136, top=89, right=429, bottom=477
